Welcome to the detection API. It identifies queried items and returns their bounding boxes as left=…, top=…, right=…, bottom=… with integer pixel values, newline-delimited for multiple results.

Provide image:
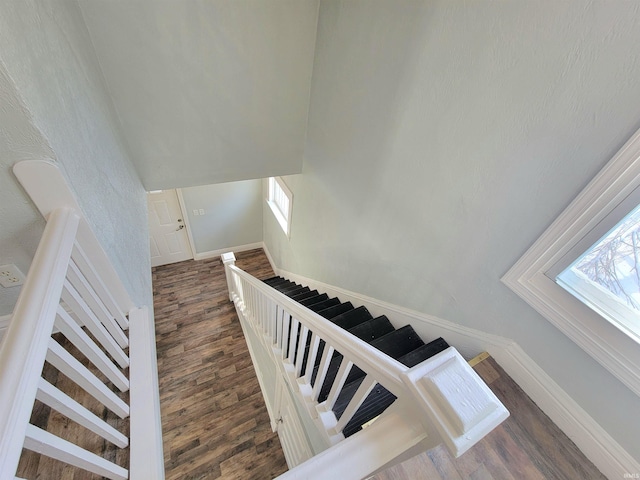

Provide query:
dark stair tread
left=267, top=278, right=291, bottom=289
left=290, top=289, right=320, bottom=301
left=397, top=337, right=450, bottom=368
left=342, top=386, right=397, bottom=437
left=278, top=283, right=305, bottom=294
left=282, top=286, right=310, bottom=297
left=369, top=325, right=424, bottom=360
left=331, top=377, right=397, bottom=437
left=299, top=293, right=329, bottom=307
left=265, top=276, right=451, bottom=439
left=314, top=354, right=366, bottom=402
left=272, top=280, right=297, bottom=292
left=317, top=301, right=354, bottom=320
left=307, top=297, right=341, bottom=312
left=328, top=306, right=373, bottom=330
left=347, top=316, right=394, bottom=342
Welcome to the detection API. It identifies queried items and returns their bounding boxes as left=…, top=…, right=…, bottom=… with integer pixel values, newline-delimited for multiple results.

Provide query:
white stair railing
left=0, top=160, right=164, bottom=479
left=222, top=252, right=509, bottom=478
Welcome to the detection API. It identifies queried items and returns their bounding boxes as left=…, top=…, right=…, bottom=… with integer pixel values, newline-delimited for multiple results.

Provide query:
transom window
left=267, top=177, right=293, bottom=237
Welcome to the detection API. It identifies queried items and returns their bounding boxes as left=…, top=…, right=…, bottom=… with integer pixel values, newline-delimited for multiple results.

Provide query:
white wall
left=0, top=0, right=151, bottom=309
left=0, top=62, right=52, bottom=315
left=263, top=0, right=640, bottom=462
left=79, top=0, right=319, bottom=190
left=181, top=180, right=263, bottom=255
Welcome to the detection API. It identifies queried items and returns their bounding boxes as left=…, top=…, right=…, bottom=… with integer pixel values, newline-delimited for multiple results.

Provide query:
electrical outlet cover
left=0, top=264, right=26, bottom=288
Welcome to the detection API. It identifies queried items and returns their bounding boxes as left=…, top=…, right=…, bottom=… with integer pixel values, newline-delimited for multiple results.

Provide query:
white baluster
left=23, top=424, right=128, bottom=480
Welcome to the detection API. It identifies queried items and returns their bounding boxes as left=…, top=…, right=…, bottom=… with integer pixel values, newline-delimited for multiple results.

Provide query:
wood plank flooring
left=372, top=356, right=606, bottom=480
left=153, top=249, right=288, bottom=480
left=14, top=247, right=607, bottom=480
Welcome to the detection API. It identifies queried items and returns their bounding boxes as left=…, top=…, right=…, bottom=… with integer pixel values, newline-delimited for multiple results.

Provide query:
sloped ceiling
left=79, top=0, right=319, bottom=190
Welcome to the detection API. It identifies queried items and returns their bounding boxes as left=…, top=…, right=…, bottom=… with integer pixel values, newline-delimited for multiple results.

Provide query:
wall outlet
left=199, top=209, right=205, bottom=215
left=193, top=209, right=200, bottom=216
left=0, top=264, right=25, bottom=288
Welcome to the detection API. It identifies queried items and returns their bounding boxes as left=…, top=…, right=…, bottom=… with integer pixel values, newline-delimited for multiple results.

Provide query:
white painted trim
left=175, top=189, right=196, bottom=261
left=264, top=250, right=639, bottom=478
left=491, top=343, right=640, bottom=479
left=194, top=242, right=264, bottom=261
left=502, top=127, right=640, bottom=398
left=234, top=306, right=278, bottom=428
left=129, top=306, right=164, bottom=480
left=261, top=242, right=278, bottom=275
left=277, top=403, right=428, bottom=480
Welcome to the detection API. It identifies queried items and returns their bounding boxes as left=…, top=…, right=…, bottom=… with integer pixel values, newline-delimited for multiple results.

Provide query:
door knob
left=175, top=225, right=184, bottom=231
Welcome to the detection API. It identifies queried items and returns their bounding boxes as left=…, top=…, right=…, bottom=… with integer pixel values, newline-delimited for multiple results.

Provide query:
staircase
left=263, top=275, right=450, bottom=438
left=223, top=253, right=509, bottom=479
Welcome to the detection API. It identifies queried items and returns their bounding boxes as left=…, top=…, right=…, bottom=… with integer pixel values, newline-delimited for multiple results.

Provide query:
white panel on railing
left=54, top=306, right=129, bottom=392
left=36, top=378, right=128, bottom=448
left=23, top=424, right=128, bottom=480
left=47, top=339, right=129, bottom=419
left=71, top=243, right=129, bottom=331
left=61, top=281, right=129, bottom=369
left=66, top=260, right=128, bottom=348
left=129, top=306, right=165, bottom=480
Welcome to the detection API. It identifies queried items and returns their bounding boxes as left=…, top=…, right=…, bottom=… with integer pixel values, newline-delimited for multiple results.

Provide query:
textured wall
left=263, top=0, right=640, bottom=461
left=0, top=63, right=51, bottom=315
left=0, top=0, right=151, bottom=310
left=181, top=180, right=263, bottom=254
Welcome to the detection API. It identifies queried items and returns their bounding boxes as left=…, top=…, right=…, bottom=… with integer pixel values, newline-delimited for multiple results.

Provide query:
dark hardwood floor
left=372, top=356, right=606, bottom=480
left=14, top=247, right=606, bottom=480
left=153, top=249, right=288, bottom=480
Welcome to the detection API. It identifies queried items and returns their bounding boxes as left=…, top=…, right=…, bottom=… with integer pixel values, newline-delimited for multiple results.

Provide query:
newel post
left=221, top=252, right=237, bottom=302
left=400, top=347, right=509, bottom=458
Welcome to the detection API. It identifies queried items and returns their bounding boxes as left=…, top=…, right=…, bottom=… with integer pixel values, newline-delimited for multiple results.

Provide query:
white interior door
left=147, top=189, right=193, bottom=267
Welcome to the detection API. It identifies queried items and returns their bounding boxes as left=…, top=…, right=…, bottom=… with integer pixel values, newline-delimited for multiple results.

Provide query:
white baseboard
left=261, top=242, right=278, bottom=275
left=260, top=245, right=639, bottom=479
left=491, top=343, right=640, bottom=480
left=194, top=242, right=264, bottom=261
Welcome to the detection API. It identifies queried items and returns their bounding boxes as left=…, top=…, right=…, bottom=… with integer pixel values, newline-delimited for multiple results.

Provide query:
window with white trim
left=267, top=177, right=293, bottom=236
left=503, top=128, right=640, bottom=397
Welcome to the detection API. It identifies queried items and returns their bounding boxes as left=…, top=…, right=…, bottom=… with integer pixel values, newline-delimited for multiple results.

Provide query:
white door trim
left=175, top=188, right=197, bottom=260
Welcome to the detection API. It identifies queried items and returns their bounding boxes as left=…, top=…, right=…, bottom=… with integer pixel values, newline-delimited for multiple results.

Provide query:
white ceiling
left=79, top=0, right=319, bottom=190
